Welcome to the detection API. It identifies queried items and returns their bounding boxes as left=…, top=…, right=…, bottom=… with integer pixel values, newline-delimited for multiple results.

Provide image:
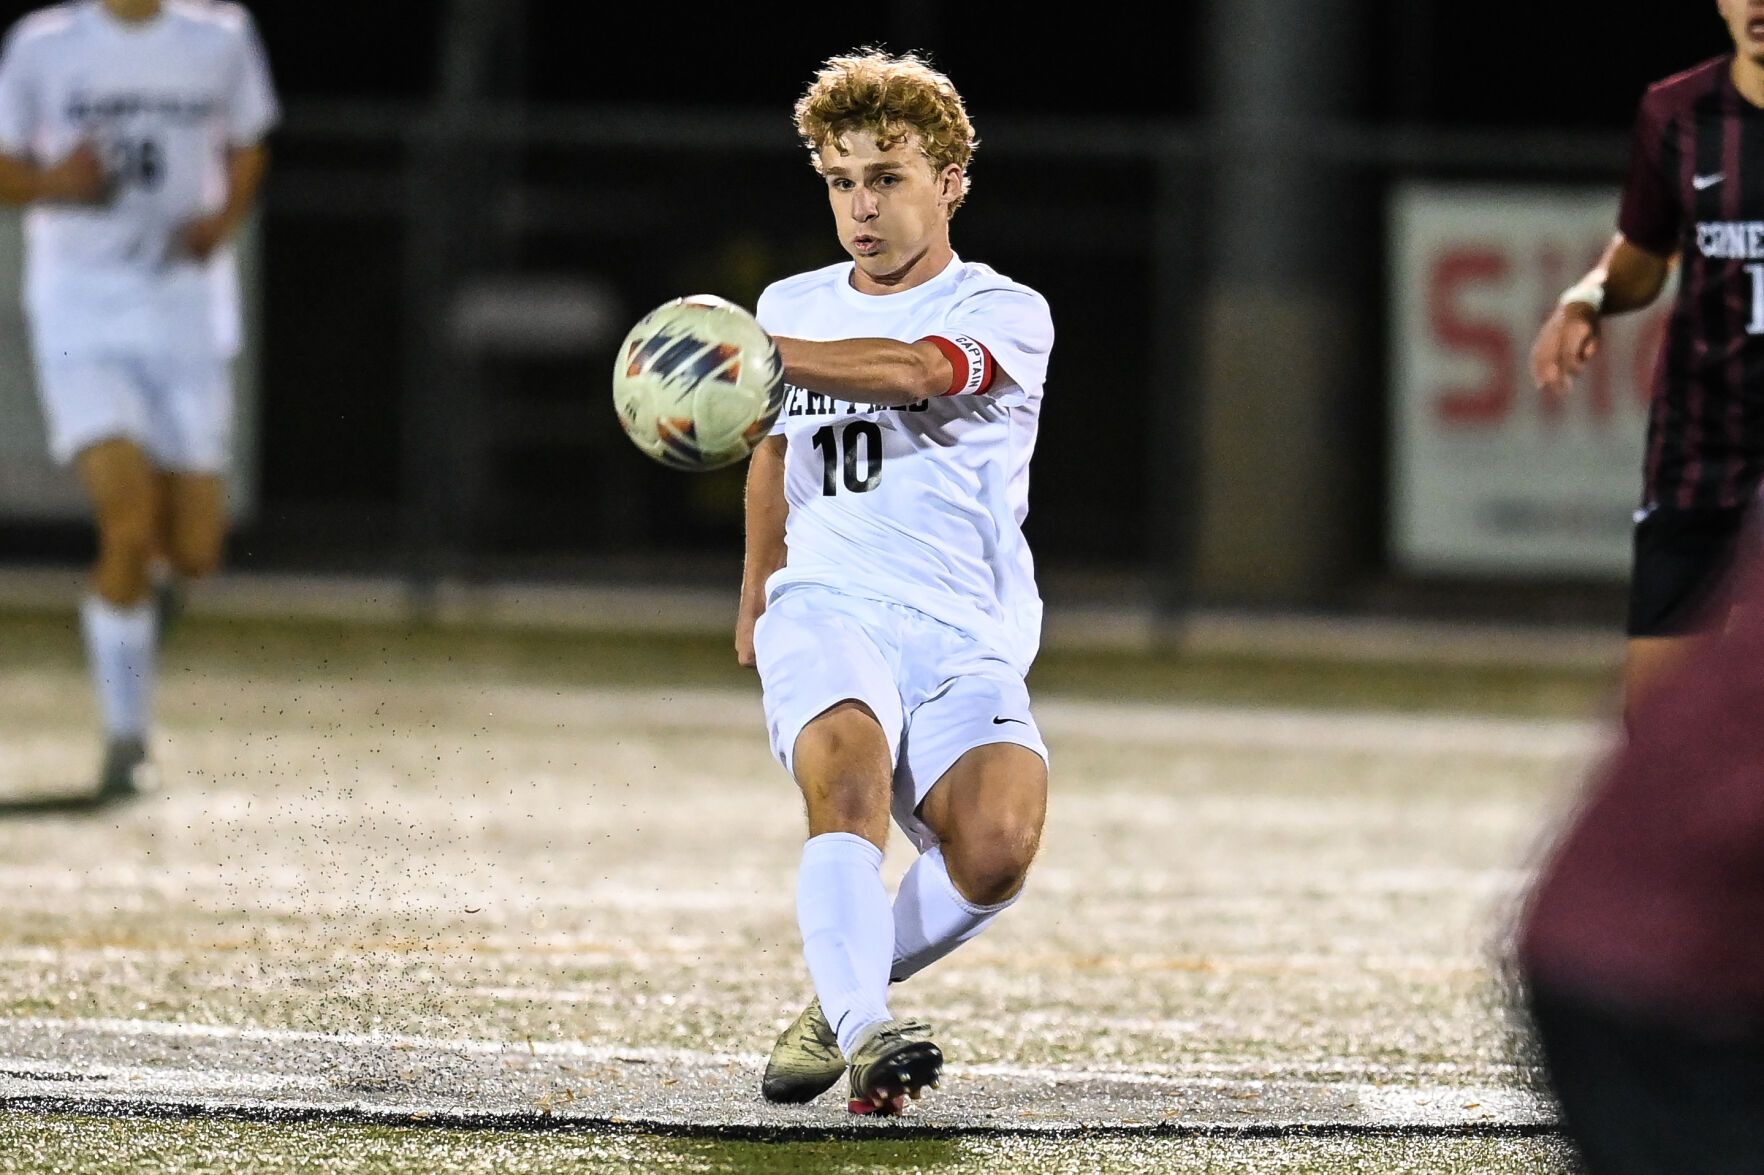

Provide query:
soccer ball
left=612, top=294, right=785, bottom=471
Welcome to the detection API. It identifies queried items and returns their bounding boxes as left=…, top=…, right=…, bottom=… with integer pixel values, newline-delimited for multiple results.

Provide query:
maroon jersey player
left=1532, top=0, right=1764, bottom=717
left=1517, top=512, right=1764, bottom=1173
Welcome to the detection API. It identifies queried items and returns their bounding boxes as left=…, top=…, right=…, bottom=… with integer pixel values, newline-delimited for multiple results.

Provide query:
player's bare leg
left=148, top=465, right=216, bottom=631
left=783, top=701, right=942, bottom=1114
left=74, top=438, right=166, bottom=798
left=78, top=438, right=161, bottom=607
left=150, top=470, right=225, bottom=636
left=158, top=470, right=226, bottom=581
left=147, top=476, right=175, bottom=634
left=795, top=701, right=894, bottom=849
left=916, top=743, right=1047, bottom=908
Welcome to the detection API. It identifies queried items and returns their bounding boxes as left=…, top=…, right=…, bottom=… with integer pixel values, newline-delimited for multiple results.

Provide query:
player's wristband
left=1558, top=280, right=1606, bottom=313
left=921, top=335, right=996, bottom=396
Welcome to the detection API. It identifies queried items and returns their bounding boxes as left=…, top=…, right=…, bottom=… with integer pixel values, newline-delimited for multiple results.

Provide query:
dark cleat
left=153, top=577, right=185, bottom=641
left=845, top=1019, right=942, bottom=1116
left=96, top=736, right=156, bottom=803
left=761, top=997, right=846, bottom=1103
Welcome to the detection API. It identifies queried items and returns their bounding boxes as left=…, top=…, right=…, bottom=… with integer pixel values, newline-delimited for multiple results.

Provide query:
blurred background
left=0, top=0, right=1731, bottom=627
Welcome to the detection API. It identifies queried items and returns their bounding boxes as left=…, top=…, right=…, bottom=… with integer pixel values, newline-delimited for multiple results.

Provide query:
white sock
left=890, top=845, right=1018, bottom=983
left=796, top=832, right=895, bottom=1056
left=80, top=595, right=157, bottom=740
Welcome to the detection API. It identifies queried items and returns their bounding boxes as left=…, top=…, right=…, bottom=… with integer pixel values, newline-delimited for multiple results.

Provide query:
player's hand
left=735, top=610, right=759, bottom=669
left=1530, top=302, right=1602, bottom=403
left=175, top=213, right=232, bottom=261
left=38, top=143, right=107, bottom=203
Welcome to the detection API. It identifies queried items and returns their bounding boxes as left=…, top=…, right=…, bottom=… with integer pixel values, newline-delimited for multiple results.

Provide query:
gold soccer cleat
left=760, top=997, right=847, bottom=1104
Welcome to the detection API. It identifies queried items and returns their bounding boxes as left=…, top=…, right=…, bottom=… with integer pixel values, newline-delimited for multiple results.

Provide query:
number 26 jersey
left=755, top=255, right=1054, bottom=674
left=0, top=1, right=278, bottom=356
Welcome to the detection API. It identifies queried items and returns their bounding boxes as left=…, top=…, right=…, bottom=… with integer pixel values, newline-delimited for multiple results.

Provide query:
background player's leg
left=792, top=701, right=898, bottom=1055
left=149, top=344, right=232, bottom=631
left=78, top=439, right=161, bottom=607
left=74, top=438, right=165, bottom=792
left=148, top=471, right=177, bottom=627
left=144, top=471, right=224, bottom=638
left=158, top=471, right=227, bottom=581
left=894, top=743, right=1046, bottom=981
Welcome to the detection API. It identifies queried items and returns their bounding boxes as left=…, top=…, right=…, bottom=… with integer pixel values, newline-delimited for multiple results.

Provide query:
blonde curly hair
left=793, top=49, right=977, bottom=216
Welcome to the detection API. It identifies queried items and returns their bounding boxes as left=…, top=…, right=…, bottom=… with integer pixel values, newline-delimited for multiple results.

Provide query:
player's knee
left=802, top=771, right=891, bottom=837
left=794, top=703, right=892, bottom=829
left=945, top=812, right=1042, bottom=906
left=797, top=702, right=885, bottom=762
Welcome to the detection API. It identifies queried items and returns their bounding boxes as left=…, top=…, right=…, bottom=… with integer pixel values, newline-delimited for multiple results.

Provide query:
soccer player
left=735, top=50, right=1053, bottom=1114
left=1531, top=0, right=1764, bottom=718
left=1517, top=505, right=1764, bottom=1174
left=0, top=0, right=278, bottom=800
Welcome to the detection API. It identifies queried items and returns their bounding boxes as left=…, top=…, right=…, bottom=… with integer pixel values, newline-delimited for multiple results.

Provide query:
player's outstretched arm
left=737, top=434, right=788, bottom=669
left=178, top=144, right=269, bottom=260
left=773, top=336, right=955, bottom=406
left=1530, top=233, right=1673, bottom=399
left=0, top=142, right=105, bottom=206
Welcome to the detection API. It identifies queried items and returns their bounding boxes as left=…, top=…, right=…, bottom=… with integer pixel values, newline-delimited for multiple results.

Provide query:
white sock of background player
left=889, top=845, right=1018, bottom=983
left=796, top=832, right=895, bottom=1056
left=80, top=595, right=156, bottom=745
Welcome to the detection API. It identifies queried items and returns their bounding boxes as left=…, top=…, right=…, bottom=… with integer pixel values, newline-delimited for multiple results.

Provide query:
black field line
left=0, top=1094, right=1563, bottom=1141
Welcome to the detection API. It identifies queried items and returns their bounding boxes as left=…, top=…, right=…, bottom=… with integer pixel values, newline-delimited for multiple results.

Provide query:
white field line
left=1, top=1065, right=334, bottom=1095
left=1354, top=1083, right=1547, bottom=1123
left=5, top=1015, right=759, bottom=1065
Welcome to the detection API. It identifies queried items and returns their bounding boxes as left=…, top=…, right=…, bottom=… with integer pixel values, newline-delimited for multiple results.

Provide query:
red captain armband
left=921, top=334, right=997, bottom=396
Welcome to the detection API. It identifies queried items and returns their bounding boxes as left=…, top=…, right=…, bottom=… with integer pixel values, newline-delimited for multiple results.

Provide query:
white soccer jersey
left=755, top=255, right=1054, bottom=673
left=0, top=0, right=278, bottom=356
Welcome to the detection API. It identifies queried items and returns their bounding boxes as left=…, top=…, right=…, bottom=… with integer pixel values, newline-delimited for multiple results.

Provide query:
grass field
left=0, top=605, right=1616, bottom=1172
left=0, top=1114, right=1579, bottom=1173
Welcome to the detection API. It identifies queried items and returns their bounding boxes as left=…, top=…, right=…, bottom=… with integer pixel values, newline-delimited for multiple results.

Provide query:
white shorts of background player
left=34, top=351, right=231, bottom=471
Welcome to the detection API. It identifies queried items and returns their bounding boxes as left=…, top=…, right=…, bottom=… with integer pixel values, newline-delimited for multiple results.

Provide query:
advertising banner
left=1389, top=185, right=1670, bottom=577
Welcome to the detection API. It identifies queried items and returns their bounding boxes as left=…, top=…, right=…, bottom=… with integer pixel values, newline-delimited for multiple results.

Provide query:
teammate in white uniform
left=0, top=0, right=277, bottom=800
left=738, top=50, right=1053, bottom=1115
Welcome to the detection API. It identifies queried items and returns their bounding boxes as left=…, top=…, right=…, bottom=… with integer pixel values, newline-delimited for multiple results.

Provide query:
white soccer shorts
left=33, top=352, right=232, bottom=472
left=753, top=583, right=1049, bottom=851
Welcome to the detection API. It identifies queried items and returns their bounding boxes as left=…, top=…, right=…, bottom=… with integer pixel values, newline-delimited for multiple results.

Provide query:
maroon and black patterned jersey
left=1621, top=56, right=1764, bottom=510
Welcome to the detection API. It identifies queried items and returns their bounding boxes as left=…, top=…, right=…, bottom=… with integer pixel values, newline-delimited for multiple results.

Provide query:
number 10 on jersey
left=811, top=422, right=883, bottom=495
